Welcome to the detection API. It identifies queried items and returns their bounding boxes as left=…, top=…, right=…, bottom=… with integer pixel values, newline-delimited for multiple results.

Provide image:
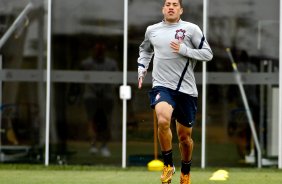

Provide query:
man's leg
left=155, top=102, right=173, bottom=152
left=84, top=98, right=99, bottom=153
left=155, top=102, right=175, bottom=183
left=176, top=121, right=193, bottom=184
left=176, top=122, right=193, bottom=162
left=88, top=120, right=99, bottom=153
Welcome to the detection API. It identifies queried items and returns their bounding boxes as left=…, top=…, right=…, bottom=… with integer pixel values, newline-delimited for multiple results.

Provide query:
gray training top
left=137, top=19, right=213, bottom=97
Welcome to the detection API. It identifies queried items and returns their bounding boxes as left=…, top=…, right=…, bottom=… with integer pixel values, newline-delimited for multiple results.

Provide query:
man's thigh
left=155, top=101, right=174, bottom=122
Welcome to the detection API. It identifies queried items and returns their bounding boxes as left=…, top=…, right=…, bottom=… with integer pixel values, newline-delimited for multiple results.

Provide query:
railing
left=0, top=2, right=33, bottom=50
left=0, top=0, right=33, bottom=160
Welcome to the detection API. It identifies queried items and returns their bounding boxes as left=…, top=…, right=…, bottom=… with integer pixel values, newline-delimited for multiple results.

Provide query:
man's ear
left=180, top=8, right=183, bottom=15
left=162, top=7, right=165, bottom=15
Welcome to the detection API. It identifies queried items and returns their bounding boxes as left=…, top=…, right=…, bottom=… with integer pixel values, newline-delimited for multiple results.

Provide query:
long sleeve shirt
left=137, top=19, right=213, bottom=97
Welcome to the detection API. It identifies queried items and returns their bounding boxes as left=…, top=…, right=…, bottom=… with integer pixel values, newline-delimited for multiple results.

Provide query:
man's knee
left=155, top=101, right=173, bottom=131
left=158, top=115, right=171, bottom=131
left=178, top=134, right=193, bottom=146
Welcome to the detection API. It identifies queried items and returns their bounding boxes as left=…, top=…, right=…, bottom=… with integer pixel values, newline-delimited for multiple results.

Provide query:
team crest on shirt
left=155, top=93, right=161, bottom=101
left=175, top=29, right=186, bottom=41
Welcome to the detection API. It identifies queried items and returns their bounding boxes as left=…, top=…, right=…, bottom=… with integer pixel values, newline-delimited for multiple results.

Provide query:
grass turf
left=0, top=164, right=281, bottom=184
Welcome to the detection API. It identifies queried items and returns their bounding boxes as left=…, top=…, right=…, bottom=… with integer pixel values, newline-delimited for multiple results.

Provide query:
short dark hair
left=163, top=0, right=183, bottom=8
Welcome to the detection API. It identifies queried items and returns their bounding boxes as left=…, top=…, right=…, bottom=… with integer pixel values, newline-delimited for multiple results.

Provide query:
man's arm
left=177, top=25, right=213, bottom=61
left=137, top=27, right=154, bottom=89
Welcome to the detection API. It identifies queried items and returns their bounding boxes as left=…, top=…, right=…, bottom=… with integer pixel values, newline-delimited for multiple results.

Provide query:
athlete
left=81, top=43, right=118, bottom=157
left=137, top=0, right=213, bottom=183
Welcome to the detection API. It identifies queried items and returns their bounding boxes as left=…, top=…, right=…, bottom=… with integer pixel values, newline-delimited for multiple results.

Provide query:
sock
left=181, top=160, right=192, bottom=174
left=162, top=150, right=173, bottom=166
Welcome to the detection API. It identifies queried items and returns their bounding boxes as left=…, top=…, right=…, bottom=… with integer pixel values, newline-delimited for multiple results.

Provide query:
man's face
left=162, top=0, right=183, bottom=23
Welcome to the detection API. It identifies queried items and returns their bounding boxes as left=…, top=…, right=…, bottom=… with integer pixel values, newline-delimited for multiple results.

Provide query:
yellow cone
left=209, top=169, right=229, bottom=181
left=7, top=128, right=18, bottom=145
left=147, top=159, right=164, bottom=171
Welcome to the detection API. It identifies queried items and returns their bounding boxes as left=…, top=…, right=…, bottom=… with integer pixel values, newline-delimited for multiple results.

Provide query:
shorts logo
left=155, top=93, right=161, bottom=101
left=175, top=29, right=186, bottom=41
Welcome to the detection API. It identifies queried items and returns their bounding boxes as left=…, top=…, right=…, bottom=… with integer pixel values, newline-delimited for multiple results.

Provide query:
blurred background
left=0, top=0, right=280, bottom=168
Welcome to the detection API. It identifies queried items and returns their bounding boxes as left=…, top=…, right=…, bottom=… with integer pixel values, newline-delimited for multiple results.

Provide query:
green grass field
left=0, top=164, right=281, bottom=184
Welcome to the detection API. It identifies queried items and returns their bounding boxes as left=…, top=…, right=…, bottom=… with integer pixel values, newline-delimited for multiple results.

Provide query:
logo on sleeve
left=175, top=29, right=186, bottom=41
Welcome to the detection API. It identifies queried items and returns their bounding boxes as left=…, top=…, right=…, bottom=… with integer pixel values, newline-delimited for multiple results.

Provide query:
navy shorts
left=149, top=86, right=198, bottom=127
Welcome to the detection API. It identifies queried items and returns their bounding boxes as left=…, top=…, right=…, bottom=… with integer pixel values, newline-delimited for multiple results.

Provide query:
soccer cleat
left=100, top=146, right=111, bottom=157
left=160, top=165, right=175, bottom=184
left=180, top=172, right=191, bottom=184
left=89, top=146, right=98, bottom=154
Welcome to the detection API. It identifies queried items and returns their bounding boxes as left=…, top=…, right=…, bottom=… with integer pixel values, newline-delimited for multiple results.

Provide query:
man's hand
left=170, top=40, right=181, bottom=53
left=138, top=77, right=143, bottom=89
left=138, top=67, right=147, bottom=89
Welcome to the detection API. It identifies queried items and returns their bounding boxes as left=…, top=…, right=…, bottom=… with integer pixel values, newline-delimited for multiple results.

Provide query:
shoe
left=89, top=146, right=98, bottom=154
left=100, top=146, right=111, bottom=157
left=180, top=172, right=191, bottom=184
left=160, top=165, right=175, bottom=184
